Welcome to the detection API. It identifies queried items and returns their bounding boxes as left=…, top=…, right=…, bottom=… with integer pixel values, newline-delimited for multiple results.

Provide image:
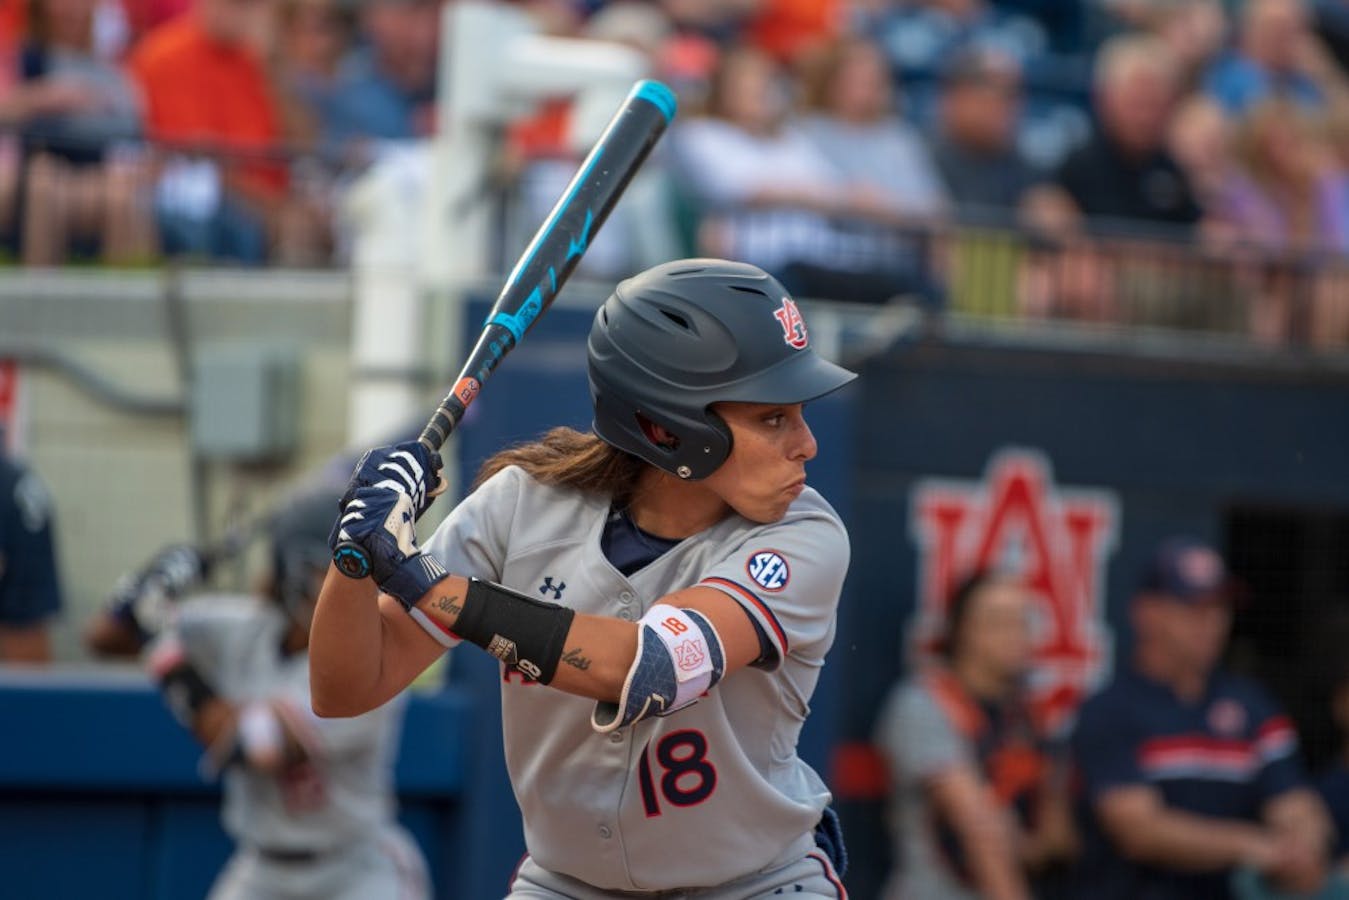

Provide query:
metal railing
left=685, top=204, right=1349, bottom=353
left=941, top=222, right=1349, bottom=350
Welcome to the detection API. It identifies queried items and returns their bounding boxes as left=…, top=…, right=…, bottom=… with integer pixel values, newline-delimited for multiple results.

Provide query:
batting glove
left=104, top=543, right=210, bottom=642
left=332, top=485, right=450, bottom=609
left=338, top=441, right=445, bottom=525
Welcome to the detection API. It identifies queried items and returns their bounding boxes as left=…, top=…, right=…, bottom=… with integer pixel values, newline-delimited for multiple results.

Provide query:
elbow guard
left=592, top=604, right=726, bottom=733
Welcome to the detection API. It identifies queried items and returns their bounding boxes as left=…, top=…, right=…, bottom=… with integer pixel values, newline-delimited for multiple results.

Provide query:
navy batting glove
left=331, top=485, right=450, bottom=609
left=104, top=543, right=210, bottom=641
left=339, top=441, right=445, bottom=523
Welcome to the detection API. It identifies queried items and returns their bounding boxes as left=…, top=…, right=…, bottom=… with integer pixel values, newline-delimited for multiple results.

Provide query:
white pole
left=345, top=144, right=433, bottom=447
left=345, top=0, right=648, bottom=454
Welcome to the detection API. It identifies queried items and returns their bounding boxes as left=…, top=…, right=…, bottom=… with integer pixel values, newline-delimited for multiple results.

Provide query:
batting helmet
left=267, top=489, right=338, bottom=618
left=588, top=259, right=857, bottom=480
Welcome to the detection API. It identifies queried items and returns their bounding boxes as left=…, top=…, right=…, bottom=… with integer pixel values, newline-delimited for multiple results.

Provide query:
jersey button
left=608, top=732, right=623, bottom=744
left=617, top=610, right=633, bottom=621
left=598, top=825, right=613, bottom=839
left=619, top=591, right=634, bottom=604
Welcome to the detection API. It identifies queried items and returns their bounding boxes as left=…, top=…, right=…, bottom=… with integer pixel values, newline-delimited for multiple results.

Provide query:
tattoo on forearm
left=561, top=647, right=591, bottom=671
left=434, top=594, right=462, bottom=618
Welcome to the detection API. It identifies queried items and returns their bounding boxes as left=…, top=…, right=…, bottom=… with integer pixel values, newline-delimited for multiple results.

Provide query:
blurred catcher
left=86, top=490, right=430, bottom=900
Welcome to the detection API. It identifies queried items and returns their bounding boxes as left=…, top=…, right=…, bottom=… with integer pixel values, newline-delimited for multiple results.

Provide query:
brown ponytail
left=472, top=427, right=647, bottom=508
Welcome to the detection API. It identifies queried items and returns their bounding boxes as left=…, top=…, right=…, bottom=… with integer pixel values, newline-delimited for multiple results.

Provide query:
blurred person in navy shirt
left=928, top=46, right=1048, bottom=226
left=1046, top=34, right=1203, bottom=236
left=1071, top=537, right=1332, bottom=900
left=0, top=440, right=63, bottom=663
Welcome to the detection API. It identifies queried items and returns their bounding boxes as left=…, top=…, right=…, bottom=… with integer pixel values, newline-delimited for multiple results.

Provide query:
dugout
left=834, top=326, right=1349, bottom=897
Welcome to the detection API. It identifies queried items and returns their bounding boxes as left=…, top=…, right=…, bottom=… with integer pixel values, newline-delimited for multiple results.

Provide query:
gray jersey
left=875, top=679, right=981, bottom=900
left=168, top=596, right=408, bottom=853
left=423, top=466, right=850, bottom=892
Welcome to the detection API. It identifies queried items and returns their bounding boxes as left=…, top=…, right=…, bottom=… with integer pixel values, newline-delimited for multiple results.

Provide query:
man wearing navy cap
left=1070, top=537, right=1333, bottom=899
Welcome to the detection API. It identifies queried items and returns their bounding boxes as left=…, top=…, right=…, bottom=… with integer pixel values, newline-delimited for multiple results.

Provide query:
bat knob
left=333, top=542, right=372, bottom=580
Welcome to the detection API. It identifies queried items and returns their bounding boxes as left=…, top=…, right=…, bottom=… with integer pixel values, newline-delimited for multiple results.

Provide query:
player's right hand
left=339, top=441, right=445, bottom=523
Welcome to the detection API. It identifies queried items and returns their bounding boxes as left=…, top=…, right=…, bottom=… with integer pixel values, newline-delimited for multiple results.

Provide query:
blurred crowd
left=1, top=0, right=1349, bottom=342
left=0, top=0, right=442, bottom=266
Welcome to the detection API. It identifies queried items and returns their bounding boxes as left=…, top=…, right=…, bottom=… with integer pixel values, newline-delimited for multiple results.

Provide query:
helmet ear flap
left=595, top=387, right=734, bottom=479
left=699, top=405, right=734, bottom=478
left=667, top=407, right=733, bottom=480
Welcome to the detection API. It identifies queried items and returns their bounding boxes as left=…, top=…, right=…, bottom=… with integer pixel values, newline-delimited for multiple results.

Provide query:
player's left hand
left=331, top=485, right=449, bottom=609
left=339, top=441, right=445, bottom=522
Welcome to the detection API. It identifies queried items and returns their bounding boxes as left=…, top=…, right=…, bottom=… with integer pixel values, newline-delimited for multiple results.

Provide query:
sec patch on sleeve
left=746, top=550, right=790, bottom=592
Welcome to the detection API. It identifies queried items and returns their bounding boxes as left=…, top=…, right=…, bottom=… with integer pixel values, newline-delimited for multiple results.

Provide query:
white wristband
left=239, top=700, right=284, bottom=769
left=407, top=607, right=463, bottom=650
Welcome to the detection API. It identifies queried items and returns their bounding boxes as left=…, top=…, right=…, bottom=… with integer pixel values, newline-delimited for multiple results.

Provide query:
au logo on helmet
left=773, top=297, right=809, bottom=350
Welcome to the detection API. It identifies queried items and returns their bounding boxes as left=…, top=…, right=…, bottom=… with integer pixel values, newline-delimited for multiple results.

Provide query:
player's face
left=1173, top=597, right=1230, bottom=672
left=1146, top=595, right=1231, bottom=675
left=961, top=581, right=1034, bottom=684
left=703, top=401, right=817, bottom=524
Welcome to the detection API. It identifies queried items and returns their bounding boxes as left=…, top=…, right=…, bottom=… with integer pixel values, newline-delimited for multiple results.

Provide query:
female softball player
left=311, top=259, right=856, bottom=897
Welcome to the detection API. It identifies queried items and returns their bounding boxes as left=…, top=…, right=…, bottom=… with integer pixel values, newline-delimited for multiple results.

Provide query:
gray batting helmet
left=587, top=259, right=857, bottom=480
left=267, top=489, right=338, bottom=616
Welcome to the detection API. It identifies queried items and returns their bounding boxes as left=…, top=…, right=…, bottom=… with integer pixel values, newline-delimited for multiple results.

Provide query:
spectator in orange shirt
left=744, top=0, right=841, bottom=65
left=127, top=0, right=289, bottom=263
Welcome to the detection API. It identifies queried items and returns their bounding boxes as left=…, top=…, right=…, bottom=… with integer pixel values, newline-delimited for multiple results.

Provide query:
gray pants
left=207, top=826, right=430, bottom=900
left=508, top=851, right=847, bottom=900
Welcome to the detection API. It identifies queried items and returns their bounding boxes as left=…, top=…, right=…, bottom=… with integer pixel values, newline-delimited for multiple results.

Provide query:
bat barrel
left=336, top=80, right=677, bottom=580
left=492, top=80, right=675, bottom=339
left=418, top=81, right=674, bottom=453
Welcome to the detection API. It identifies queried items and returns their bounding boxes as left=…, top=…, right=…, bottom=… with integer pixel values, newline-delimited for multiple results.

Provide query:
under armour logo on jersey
left=539, top=576, right=566, bottom=600
left=747, top=549, right=791, bottom=592
left=773, top=297, right=808, bottom=350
